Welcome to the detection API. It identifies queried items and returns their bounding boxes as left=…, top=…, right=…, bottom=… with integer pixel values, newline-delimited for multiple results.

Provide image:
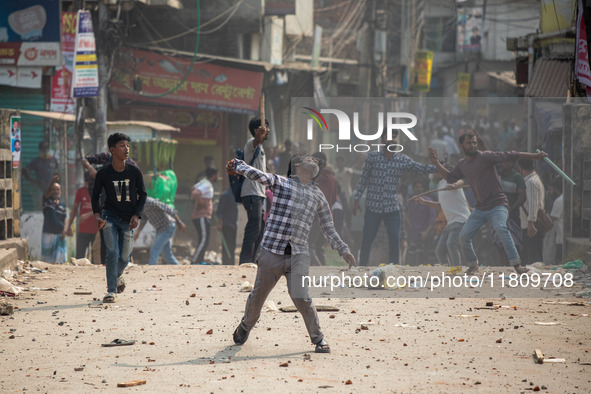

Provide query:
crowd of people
left=22, top=109, right=568, bottom=354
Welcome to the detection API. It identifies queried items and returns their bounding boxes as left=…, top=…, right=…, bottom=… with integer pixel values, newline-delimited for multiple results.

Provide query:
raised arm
left=226, top=159, right=278, bottom=188
left=428, top=147, right=451, bottom=181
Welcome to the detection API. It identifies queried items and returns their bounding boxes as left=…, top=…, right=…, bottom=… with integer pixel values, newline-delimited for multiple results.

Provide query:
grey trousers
left=239, top=248, right=324, bottom=344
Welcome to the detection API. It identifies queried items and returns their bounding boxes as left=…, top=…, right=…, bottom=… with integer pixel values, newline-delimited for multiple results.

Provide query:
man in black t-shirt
left=92, top=133, right=147, bottom=303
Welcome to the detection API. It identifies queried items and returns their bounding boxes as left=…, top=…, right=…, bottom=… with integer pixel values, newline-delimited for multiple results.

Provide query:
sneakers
left=465, top=265, right=479, bottom=275
left=103, top=293, right=116, bottom=303
left=116, top=276, right=126, bottom=294
left=232, top=325, right=250, bottom=345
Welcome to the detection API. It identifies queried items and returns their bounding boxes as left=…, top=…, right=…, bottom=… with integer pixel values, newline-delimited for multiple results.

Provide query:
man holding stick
left=238, top=117, right=269, bottom=265
left=428, top=131, right=547, bottom=275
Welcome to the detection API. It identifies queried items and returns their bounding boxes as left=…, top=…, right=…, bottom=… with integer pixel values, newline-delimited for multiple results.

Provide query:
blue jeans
left=359, top=210, right=401, bottom=266
left=459, top=205, right=521, bottom=267
left=239, top=196, right=265, bottom=264
left=102, top=213, right=134, bottom=293
left=149, top=223, right=178, bottom=266
left=435, top=221, right=464, bottom=266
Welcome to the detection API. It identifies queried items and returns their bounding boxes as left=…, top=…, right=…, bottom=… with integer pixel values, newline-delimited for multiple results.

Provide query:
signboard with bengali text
left=71, top=10, right=98, bottom=98
left=110, top=49, right=263, bottom=114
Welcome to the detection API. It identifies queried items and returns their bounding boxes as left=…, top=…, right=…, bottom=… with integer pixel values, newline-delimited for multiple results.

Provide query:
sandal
left=101, top=338, right=135, bottom=347
left=103, top=293, right=116, bottom=303
left=232, top=325, right=250, bottom=345
left=116, top=277, right=126, bottom=294
left=514, top=265, right=530, bottom=275
left=315, top=339, right=331, bottom=354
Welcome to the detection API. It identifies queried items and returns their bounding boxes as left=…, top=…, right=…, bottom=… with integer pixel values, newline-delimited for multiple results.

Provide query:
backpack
left=229, top=145, right=260, bottom=203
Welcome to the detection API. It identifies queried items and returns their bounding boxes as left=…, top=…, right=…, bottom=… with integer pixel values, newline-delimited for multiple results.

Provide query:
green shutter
left=0, top=88, right=47, bottom=211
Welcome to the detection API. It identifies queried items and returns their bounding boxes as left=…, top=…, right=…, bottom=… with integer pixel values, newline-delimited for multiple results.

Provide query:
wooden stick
left=408, top=185, right=471, bottom=202
left=117, top=380, right=146, bottom=387
left=259, top=92, right=265, bottom=127
left=533, top=349, right=544, bottom=364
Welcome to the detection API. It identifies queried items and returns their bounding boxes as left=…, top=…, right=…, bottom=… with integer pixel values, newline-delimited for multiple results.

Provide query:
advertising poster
left=71, top=10, right=98, bottom=98
left=10, top=115, right=21, bottom=168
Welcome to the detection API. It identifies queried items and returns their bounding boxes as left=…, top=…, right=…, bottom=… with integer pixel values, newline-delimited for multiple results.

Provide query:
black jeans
left=240, top=196, right=265, bottom=264
left=221, top=226, right=237, bottom=265
left=76, top=232, right=96, bottom=260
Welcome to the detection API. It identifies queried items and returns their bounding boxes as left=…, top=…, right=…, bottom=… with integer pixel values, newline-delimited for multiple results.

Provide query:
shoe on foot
left=103, top=293, right=116, bottom=303
left=232, top=325, right=250, bottom=345
left=465, top=265, right=479, bottom=275
left=116, top=276, right=126, bottom=294
left=315, top=339, right=331, bottom=353
left=514, top=265, right=529, bottom=274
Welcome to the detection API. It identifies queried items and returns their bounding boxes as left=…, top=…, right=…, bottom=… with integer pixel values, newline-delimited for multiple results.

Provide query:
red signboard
left=110, top=49, right=263, bottom=114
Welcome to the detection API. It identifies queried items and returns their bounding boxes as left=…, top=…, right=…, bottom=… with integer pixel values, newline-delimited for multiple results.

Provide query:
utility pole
left=358, top=0, right=375, bottom=97
left=94, top=1, right=109, bottom=153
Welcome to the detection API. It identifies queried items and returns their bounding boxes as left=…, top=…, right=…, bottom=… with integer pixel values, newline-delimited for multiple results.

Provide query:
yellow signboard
left=457, top=72, right=470, bottom=110
left=412, top=50, right=434, bottom=92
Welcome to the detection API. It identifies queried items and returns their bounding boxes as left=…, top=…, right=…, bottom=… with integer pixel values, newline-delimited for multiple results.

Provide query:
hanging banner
left=50, top=12, right=77, bottom=113
left=71, top=10, right=98, bottom=98
left=412, top=50, right=434, bottom=92
left=457, top=7, right=483, bottom=53
left=110, top=48, right=264, bottom=114
left=10, top=115, right=21, bottom=168
left=576, top=0, right=591, bottom=100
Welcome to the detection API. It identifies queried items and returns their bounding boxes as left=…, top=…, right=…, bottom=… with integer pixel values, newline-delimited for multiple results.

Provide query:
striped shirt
left=354, top=152, right=436, bottom=213
left=142, top=197, right=177, bottom=233
left=232, top=159, right=350, bottom=256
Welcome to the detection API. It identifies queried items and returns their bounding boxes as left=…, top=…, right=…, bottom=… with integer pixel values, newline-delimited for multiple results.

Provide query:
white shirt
left=520, top=171, right=545, bottom=229
left=193, top=178, right=213, bottom=199
left=334, top=166, right=360, bottom=199
left=550, top=194, right=563, bottom=244
left=437, top=179, right=471, bottom=225
left=241, top=138, right=266, bottom=198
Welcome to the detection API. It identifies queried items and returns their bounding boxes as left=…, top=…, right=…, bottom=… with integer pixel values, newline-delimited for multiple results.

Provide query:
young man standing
left=65, top=172, right=99, bottom=261
left=92, top=133, right=147, bottom=303
left=353, top=131, right=437, bottom=266
left=518, top=158, right=545, bottom=264
left=239, top=118, right=269, bottom=265
left=428, top=131, right=547, bottom=275
left=227, top=153, right=356, bottom=354
left=191, top=167, right=218, bottom=264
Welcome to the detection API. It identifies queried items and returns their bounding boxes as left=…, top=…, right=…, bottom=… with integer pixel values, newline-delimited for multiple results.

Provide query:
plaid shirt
left=142, top=197, right=177, bottom=233
left=233, top=159, right=350, bottom=256
left=354, top=152, right=436, bottom=213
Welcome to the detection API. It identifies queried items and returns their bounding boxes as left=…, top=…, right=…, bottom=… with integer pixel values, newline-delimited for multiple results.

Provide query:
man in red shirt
left=65, top=172, right=99, bottom=262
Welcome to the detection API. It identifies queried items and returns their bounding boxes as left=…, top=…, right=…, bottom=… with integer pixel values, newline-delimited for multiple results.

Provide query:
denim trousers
left=459, top=205, right=521, bottom=267
left=149, top=223, right=178, bottom=266
left=435, top=221, right=464, bottom=266
left=102, top=213, right=134, bottom=293
left=239, top=196, right=265, bottom=264
left=359, top=210, right=401, bottom=266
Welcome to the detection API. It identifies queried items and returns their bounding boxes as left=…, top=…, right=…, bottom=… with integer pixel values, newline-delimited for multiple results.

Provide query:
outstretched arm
left=226, top=159, right=278, bottom=188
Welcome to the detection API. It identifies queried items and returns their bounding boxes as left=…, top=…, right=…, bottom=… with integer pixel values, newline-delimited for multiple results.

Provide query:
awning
left=106, top=121, right=179, bottom=133
left=487, top=71, right=521, bottom=88
left=12, top=110, right=179, bottom=132
left=525, top=59, right=572, bottom=97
